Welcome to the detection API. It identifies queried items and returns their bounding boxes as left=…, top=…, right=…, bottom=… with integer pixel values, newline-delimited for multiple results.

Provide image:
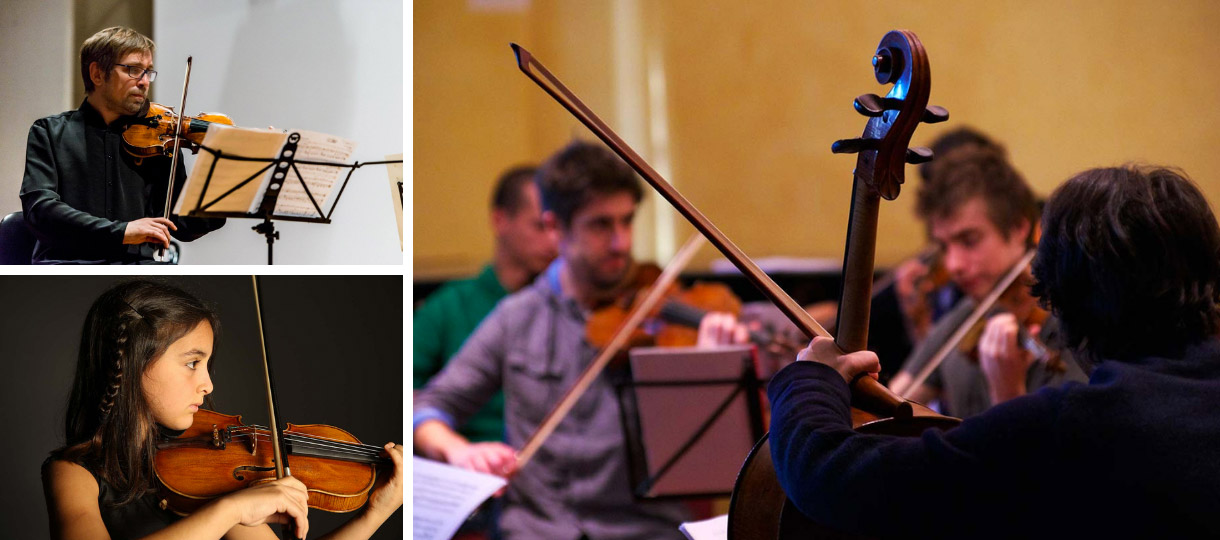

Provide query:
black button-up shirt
left=19, top=99, right=225, bottom=263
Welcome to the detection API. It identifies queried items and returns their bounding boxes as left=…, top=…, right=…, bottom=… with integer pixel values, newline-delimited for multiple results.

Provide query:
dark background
left=0, top=275, right=403, bottom=539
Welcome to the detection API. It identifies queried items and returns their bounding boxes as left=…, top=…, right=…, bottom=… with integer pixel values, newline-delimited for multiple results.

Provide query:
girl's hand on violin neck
left=696, top=312, right=750, bottom=347
left=365, top=443, right=405, bottom=519
left=797, top=336, right=881, bottom=384
left=446, top=440, right=518, bottom=480
left=223, top=475, right=310, bottom=538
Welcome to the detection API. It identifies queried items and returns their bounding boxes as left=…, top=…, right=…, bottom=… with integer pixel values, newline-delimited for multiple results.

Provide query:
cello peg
left=905, top=147, right=934, bottom=164
left=832, top=137, right=880, bottom=154
left=922, top=105, right=949, bottom=124
left=854, top=94, right=903, bottom=117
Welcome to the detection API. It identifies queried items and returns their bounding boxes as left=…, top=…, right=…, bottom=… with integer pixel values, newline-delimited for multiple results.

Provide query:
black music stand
left=179, top=132, right=403, bottom=264
left=617, top=345, right=766, bottom=500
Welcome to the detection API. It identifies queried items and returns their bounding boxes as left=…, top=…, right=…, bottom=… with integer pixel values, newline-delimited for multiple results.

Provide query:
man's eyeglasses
left=114, top=63, right=157, bottom=82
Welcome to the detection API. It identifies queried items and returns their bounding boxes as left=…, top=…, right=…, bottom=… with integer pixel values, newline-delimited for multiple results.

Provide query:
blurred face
left=495, top=182, right=558, bottom=277
left=559, top=191, right=637, bottom=290
left=91, top=50, right=152, bottom=118
left=142, top=321, right=213, bottom=430
left=929, top=197, right=1029, bottom=301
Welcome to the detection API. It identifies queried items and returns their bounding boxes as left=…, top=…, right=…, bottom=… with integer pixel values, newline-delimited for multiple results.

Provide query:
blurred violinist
left=19, top=26, right=224, bottom=264
left=887, top=146, right=1086, bottom=417
left=41, top=280, right=403, bottom=539
left=414, top=140, right=746, bottom=539
left=770, top=165, right=1220, bottom=537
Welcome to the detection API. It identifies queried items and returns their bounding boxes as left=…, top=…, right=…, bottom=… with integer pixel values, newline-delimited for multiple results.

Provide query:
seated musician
left=887, top=146, right=1087, bottom=417
left=42, top=280, right=403, bottom=539
left=413, top=164, right=557, bottom=536
left=414, top=140, right=746, bottom=539
left=19, top=27, right=225, bottom=264
left=771, top=165, right=1220, bottom=537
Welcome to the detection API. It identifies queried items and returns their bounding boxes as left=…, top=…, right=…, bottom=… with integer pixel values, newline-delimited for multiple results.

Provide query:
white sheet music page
left=175, top=124, right=287, bottom=215
left=679, top=514, right=728, bottom=540
left=271, top=129, right=357, bottom=217
left=412, top=456, right=506, bottom=540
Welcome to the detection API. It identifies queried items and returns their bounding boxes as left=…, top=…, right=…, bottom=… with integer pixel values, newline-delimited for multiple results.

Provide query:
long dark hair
left=1032, top=165, right=1220, bottom=362
left=51, top=280, right=219, bottom=506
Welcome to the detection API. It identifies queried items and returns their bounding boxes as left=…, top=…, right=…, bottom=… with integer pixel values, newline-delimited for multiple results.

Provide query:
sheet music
left=412, top=456, right=506, bottom=540
left=386, top=153, right=404, bottom=249
left=679, top=514, right=728, bottom=540
left=175, top=124, right=287, bottom=215
left=271, top=129, right=357, bottom=217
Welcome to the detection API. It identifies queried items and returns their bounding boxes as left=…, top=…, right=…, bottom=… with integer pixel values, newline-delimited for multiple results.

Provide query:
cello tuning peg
left=854, top=94, right=904, bottom=117
left=905, top=147, right=934, bottom=164
left=832, top=137, right=880, bottom=154
left=922, top=105, right=949, bottom=124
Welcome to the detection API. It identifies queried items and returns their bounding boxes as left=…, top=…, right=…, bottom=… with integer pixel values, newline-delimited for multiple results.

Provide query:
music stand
left=617, top=345, right=766, bottom=499
left=177, top=131, right=403, bottom=264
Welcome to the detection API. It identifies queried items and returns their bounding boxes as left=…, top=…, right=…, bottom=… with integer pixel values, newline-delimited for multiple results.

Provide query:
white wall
left=0, top=0, right=74, bottom=217
left=154, top=0, right=404, bottom=264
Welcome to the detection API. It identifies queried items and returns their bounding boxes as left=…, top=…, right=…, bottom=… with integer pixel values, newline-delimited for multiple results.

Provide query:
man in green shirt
left=413, top=165, right=558, bottom=442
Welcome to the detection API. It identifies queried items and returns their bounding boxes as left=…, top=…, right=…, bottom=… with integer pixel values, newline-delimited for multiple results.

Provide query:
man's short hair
left=80, top=27, right=155, bottom=94
left=1032, top=165, right=1220, bottom=361
left=916, top=146, right=1037, bottom=245
left=490, top=165, right=538, bottom=214
left=919, top=126, right=1006, bottom=182
left=536, top=141, right=643, bottom=227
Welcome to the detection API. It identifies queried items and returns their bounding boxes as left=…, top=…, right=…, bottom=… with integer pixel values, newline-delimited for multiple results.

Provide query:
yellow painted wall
left=414, top=0, right=1220, bottom=278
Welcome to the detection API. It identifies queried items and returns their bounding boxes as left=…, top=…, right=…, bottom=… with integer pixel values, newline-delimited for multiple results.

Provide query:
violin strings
left=221, top=426, right=387, bottom=459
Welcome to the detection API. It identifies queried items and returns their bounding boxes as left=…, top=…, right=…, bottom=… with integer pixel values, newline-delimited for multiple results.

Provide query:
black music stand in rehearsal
left=617, top=345, right=766, bottom=499
left=178, top=132, right=403, bottom=264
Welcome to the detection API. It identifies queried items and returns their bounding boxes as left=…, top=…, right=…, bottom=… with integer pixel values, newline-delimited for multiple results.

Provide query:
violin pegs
left=854, top=94, right=904, bottom=117
left=832, top=137, right=880, bottom=154
left=905, top=146, right=934, bottom=164
left=922, top=105, right=949, bottom=124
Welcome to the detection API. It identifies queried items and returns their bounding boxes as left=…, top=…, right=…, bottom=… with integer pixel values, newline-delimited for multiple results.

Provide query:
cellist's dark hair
left=50, top=280, right=219, bottom=506
left=1032, top=165, right=1220, bottom=361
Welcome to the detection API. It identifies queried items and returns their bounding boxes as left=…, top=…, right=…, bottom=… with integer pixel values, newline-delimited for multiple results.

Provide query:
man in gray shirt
left=414, top=141, right=745, bottom=539
left=888, top=146, right=1087, bottom=418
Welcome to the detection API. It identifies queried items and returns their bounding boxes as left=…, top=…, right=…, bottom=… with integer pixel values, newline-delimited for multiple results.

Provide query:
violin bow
left=895, top=248, right=1037, bottom=397
left=514, top=233, right=705, bottom=471
left=250, top=276, right=295, bottom=540
left=163, top=56, right=192, bottom=221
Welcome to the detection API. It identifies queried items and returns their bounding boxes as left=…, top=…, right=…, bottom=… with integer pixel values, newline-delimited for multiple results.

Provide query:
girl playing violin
left=41, top=280, right=403, bottom=540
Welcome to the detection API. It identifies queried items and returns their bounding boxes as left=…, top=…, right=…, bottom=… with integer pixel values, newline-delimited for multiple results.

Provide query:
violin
left=153, top=409, right=391, bottom=515
left=122, top=101, right=235, bottom=158
left=586, top=262, right=739, bottom=347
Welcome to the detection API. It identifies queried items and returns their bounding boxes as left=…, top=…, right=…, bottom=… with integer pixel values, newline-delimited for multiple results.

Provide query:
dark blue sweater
left=768, top=339, right=1220, bottom=538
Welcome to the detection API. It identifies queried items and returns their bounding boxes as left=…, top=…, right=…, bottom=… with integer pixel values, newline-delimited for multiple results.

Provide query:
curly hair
left=536, top=140, right=643, bottom=227
left=52, top=280, right=219, bottom=506
left=1032, top=165, right=1220, bottom=361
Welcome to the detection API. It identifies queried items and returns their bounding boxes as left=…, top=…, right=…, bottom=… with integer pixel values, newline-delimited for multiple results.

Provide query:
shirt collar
left=475, top=263, right=508, bottom=297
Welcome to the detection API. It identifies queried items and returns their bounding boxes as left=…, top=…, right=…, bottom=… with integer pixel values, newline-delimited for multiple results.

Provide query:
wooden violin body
left=154, top=409, right=387, bottom=515
left=123, top=102, right=234, bottom=158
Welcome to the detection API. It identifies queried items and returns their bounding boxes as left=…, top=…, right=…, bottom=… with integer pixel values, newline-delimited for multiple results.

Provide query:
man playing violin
left=414, top=140, right=746, bottom=539
left=887, top=146, right=1086, bottom=417
left=19, top=26, right=224, bottom=264
left=771, top=165, right=1220, bottom=537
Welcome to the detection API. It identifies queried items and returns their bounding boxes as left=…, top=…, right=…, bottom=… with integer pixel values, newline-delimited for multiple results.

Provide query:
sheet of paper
left=386, top=153, right=403, bottom=250
left=680, top=514, right=728, bottom=540
left=175, top=124, right=288, bottom=215
left=412, top=456, right=506, bottom=540
left=271, top=130, right=357, bottom=217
